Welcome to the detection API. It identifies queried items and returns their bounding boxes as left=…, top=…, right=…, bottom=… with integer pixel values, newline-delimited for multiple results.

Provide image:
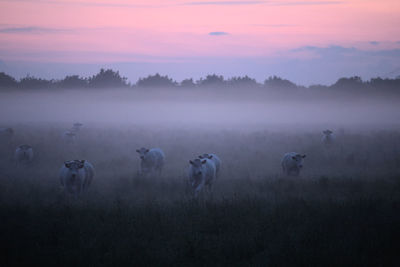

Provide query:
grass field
left=1, top=124, right=400, bottom=266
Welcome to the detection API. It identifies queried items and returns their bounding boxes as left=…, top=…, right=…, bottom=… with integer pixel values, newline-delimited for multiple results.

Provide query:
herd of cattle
left=0, top=125, right=336, bottom=197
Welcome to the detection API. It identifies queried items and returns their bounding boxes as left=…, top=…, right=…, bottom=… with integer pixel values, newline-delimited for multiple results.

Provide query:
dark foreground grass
left=1, top=177, right=400, bottom=267
left=1, top=125, right=400, bottom=266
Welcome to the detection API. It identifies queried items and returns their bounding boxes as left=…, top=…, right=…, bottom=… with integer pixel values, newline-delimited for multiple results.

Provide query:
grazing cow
left=59, top=160, right=94, bottom=196
left=322, top=129, right=335, bottom=145
left=281, top=152, right=306, bottom=176
left=71, top=122, right=83, bottom=133
left=136, top=147, right=165, bottom=176
left=0, top=127, right=14, bottom=142
left=62, top=131, right=76, bottom=144
left=198, top=153, right=221, bottom=177
left=14, top=144, right=34, bottom=164
left=188, top=158, right=216, bottom=197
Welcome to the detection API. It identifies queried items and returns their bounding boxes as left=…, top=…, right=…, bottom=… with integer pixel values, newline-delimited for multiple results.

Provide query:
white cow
left=14, top=144, right=34, bottom=164
left=59, top=160, right=94, bottom=196
left=321, top=129, right=335, bottom=145
left=281, top=152, right=306, bottom=176
left=0, top=127, right=14, bottom=142
left=136, top=147, right=165, bottom=176
left=198, top=153, right=221, bottom=177
left=62, top=131, right=76, bottom=144
left=188, top=158, right=216, bottom=197
left=71, top=122, right=83, bottom=133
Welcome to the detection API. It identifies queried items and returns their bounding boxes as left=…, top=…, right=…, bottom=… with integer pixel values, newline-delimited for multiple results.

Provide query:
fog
left=1, top=87, right=399, bottom=132
left=1, top=86, right=400, bottom=266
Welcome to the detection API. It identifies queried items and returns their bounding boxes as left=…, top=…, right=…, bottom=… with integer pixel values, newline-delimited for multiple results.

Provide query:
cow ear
left=64, top=162, right=71, bottom=168
left=292, top=156, right=296, bottom=160
left=189, top=160, right=194, bottom=165
left=146, top=149, right=150, bottom=153
left=208, top=155, right=213, bottom=159
left=198, top=155, right=203, bottom=159
left=302, top=155, right=306, bottom=158
left=136, top=149, right=140, bottom=153
left=201, top=160, right=207, bottom=164
left=81, top=160, right=85, bottom=164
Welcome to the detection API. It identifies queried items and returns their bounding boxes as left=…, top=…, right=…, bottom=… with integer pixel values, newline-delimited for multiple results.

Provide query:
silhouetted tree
left=19, top=75, right=54, bottom=89
left=197, top=74, right=225, bottom=87
left=0, top=72, right=18, bottom=88
left=228, top=76, right=259, bottom=87
left=368, top=77, right=400, bottom=91
left=2, top=70, right=400, bottom=94
left=180, top=78, right=196, bottom=88
left=264, top=76, right=297, bottom=89
left=88, top=69, right=129, bottom=88
left=57, top=75, right=88, bottom=88
left=330, top=76, right=365, bottom=90
left=136, top=73, right=177, bottom=87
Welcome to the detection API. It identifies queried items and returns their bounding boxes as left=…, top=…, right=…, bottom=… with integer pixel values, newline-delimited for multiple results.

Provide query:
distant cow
left=0, top=127, right=14, bottom=142
left=281, top=152, right=306, bottom=176
left=14, top=144, right=34, bottom=164
left=62, top=131, right=76, bottom=144
left=188, top=158, right=216, bottom=197
left=71, top=122, right=83, bottom=133
left=322, top=129, right=335, bottom=145
left=136, top=147, right=165, bottom=176
left=59, top=160, right=94, bottom=196
left=198, top=153, right=221, bottom=177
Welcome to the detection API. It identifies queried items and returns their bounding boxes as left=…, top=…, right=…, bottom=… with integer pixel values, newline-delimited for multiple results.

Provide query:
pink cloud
left=0, top=0, right=399, bottom=62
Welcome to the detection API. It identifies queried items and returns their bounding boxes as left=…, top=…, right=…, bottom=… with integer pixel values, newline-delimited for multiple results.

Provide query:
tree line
left=0, top=68, right=399, bottom=92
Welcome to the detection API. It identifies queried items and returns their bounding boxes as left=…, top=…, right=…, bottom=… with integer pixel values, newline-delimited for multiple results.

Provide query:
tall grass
left=1, top=125, right=400, bottom=266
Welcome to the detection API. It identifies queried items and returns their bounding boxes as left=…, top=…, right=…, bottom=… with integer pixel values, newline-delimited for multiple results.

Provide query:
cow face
left=64, top=160, right=85, bottom=191
left=65, top=160, right=85, bottom=173
left=323, top=130, right=333, bottom=136
left=136, top=147, right=150, bottom=160
left=189, top=159, right=206, bottom=176
left=198, top=153, right=213, bottom=160
left=17, top=145, right=32, bottom=161
left=291, top=154, right=306, bottom=169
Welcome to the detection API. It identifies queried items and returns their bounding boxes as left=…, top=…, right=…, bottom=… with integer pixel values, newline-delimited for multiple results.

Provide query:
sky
left=0, top=0, right=400, bottom=85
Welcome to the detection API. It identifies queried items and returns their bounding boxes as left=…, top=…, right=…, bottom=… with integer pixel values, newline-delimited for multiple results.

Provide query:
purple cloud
left=209, top=32, right=229, bottom=36
left=0, top=26, right=69, bottom=34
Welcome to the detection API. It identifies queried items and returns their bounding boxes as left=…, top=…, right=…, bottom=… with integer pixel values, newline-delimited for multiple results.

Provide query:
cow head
left=136, top=147, right=150, bottom=160
left=291, top=154, right=306, bottom=169
left=190, top=158, right=206, bottom=177
left=199, top=153, right=213, bottom=160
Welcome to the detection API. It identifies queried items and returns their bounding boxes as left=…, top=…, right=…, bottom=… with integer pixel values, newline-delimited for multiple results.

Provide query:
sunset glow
left=1, top=0, right=400, bottom=84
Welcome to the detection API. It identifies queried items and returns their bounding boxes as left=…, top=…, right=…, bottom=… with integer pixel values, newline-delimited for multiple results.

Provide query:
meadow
left=1, top=123, right=400, bottom=266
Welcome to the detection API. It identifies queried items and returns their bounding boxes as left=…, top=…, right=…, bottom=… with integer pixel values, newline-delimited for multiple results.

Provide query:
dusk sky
left=1, top=0, right=400, bottom=85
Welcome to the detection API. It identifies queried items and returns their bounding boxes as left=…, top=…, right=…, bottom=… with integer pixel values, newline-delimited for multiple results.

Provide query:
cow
left=62, top=131, right=76, bottom=144
left=281, top=152, right=306, bottom=176
left=14, top=144, right=34, bottom=164
left=136, top=147, right=165, bottom=176
left=59, top=160, right=94, bottom=196
left=322, top=129, right=335, bottom=145
left=188, top=158, right=216, bottom=197
left=198, top=153, right=221, bottom=177
left=71, top=122, right=83, bottom=133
